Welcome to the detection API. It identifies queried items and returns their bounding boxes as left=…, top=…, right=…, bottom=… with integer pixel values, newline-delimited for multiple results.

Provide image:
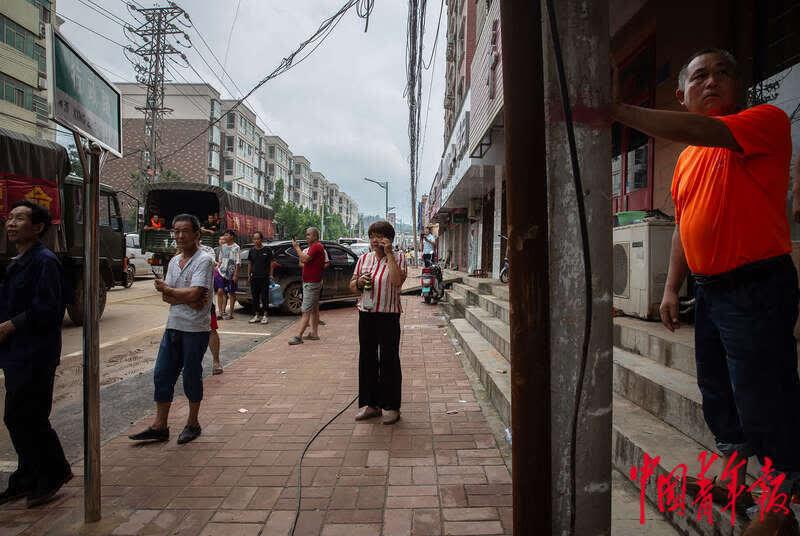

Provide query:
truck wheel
left=280, top=282, right=303, bottom=315
left=67, top=276, right=108, bottom=326
left=124, top=266, right=135, bottom=288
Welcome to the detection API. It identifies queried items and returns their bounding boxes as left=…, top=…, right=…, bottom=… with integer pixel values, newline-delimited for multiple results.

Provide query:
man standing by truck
left=0, top=201, right=72, bottom=507
left=129, top=214, right=214, bottom=445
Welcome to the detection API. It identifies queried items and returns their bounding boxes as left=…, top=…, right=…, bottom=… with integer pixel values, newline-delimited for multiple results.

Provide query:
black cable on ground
left=543, top=0, right=593, bottom=534
left=286, top=393, right=359, bottom=536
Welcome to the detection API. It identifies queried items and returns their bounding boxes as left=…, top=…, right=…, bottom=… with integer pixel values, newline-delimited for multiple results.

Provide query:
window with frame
left=611, top=42, right=655, bottom=212
left=226, top=113, right=235, bottom=128
left=269, top=145, right=275, bottom=159
left=225, top=135, right=234, bottom=152
left=224, top=158, right=234, bottom=175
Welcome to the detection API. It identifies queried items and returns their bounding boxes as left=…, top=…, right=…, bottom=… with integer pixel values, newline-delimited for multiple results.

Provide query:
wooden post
left=499, top=1, right=551, bottom=534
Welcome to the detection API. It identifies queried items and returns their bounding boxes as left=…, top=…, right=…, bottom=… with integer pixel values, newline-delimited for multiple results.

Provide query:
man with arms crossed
left=613, top=49, right=800, bottom=532
left=130, top=214, right=214, bottom=445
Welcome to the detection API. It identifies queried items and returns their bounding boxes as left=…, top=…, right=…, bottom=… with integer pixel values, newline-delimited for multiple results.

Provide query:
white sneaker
left=249, top=315, right=261, bottom=324
left=261, top=316, right=269, bottom=324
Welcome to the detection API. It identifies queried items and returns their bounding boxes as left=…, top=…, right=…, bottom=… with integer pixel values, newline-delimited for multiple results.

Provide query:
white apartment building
left=220, top=100, right=267, bottom=204
left=0, top=0, right=56, bottom=140
left=264, top=135, right=291, bottom=203
left=309, top=170, right=327, bottom=214
left=290, top=155, right=311, bottom=208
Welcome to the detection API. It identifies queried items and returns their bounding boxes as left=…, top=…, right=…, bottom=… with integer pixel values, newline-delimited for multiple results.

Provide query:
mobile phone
left=151, top=268, right=162, bottom=279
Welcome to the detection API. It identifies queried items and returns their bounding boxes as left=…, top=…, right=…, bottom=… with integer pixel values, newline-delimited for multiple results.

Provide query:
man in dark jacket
left=0, top=200, right=71, bottom=507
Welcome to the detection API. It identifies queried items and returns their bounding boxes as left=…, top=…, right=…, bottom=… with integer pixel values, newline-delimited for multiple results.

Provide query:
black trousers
left=358, top=311, right=402, bottom=410
left=250, top=276, right=269, bottom=315
left=3, top=362, right=70, bottom=491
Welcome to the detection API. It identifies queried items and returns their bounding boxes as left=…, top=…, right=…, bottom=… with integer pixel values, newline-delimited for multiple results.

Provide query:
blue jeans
left=694, top=255, right=800, bottom=493
left=153, top=329, right=210, bottom=403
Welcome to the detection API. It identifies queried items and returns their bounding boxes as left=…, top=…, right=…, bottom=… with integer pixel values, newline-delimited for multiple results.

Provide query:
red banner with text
left=225, top=210, right=274, bottom=239
left=0, top=173, right=61, bottom=224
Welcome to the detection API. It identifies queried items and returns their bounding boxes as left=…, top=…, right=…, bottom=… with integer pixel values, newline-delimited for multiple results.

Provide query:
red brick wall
left=103, top=118, right=211, bottom=199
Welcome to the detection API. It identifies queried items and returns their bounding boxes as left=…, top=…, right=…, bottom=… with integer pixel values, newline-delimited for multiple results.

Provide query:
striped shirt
left=355, top=251, right=407, bottom=314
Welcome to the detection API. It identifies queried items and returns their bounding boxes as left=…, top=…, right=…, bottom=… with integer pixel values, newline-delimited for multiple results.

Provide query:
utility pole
left=128, top=4, right=186, bottom=180
left=499, top=1, right=551, bottom=533
left=542, top=1, right=612, bottom=532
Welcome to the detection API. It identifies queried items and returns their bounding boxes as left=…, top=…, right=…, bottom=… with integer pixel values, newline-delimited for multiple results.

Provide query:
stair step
left=613, top=347, right=714, bottom=452
left=442, top=293, right=466, bottom=319
left=491, top=284, right=509, bottom=301
left=465, top=306, right=510, bottom=361
left=613, top=395, right=747, bottom=535
left=461, top=275, right=499, bottom=295
left=449, top=318, right=511, bottom=425
left=477, top=293, right=509, bottom=324
left=614, top=317, right=696, bottom=377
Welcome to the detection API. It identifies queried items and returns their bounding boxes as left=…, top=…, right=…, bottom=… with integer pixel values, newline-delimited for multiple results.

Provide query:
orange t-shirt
left=671, top=104, right=792, bottom=276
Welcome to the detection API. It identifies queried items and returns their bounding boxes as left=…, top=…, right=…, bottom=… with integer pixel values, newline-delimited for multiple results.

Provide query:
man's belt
left=693, top=254, right=793, bottom=288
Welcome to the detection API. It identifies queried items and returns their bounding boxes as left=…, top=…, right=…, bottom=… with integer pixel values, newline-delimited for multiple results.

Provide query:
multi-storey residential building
left=0, top=0, right=55, bottom=140
left=264, top=135, right=291, bottom=202
left=290, top=155, right=310, bottom=207
left=309, top=170, right=326, bottom=215
left=103, top=82, right=223, bottom=199
left=220, top=100, right=267, bottom=204
left=443, top=0, right=476, bottom=145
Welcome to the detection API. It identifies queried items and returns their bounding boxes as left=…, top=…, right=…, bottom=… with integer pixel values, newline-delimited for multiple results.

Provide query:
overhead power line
left=160, top=0, right=375, bottom=165
left=222, top=0, right=243, bottom=69
left=56, top=11, right=129, bottom=48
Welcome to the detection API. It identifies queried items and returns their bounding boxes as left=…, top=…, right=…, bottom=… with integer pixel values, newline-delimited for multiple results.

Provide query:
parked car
left=348, top=242, right=370, bottom=257
left=236, top=240, right=360, bottom=315
left=125, top=233, right=152, bottom=277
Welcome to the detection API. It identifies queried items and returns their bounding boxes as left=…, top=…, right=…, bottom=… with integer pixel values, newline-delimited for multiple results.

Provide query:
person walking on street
left=288, top=227, right=325, bottom=345
left=0, top=201, right=71, bottom=508
left=130, top=214, right=214, bottom=445
left=300, top=244, right=330, bottom=331
left=350, top=220, right=407, bottom=425
left=613, top=49, right=800, bottom=532
left=247, top=231, right=273, bottom=325
left=422, top=226, right=436, bottom=267
left=216, top=230, right=240, bottom=320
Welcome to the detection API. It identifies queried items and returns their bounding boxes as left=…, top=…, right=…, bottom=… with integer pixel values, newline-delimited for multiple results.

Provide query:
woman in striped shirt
left=350, top=221, right=408, bottom=425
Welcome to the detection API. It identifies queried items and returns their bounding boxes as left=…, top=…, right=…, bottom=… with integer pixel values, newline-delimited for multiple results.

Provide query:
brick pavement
left=0, top=297, right=512, bottom=535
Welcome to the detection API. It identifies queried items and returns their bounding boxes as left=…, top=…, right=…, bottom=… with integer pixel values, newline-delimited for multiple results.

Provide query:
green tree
left=273, top=178, right=285, bottom=212
left=160, top=168, right=182, bottom=181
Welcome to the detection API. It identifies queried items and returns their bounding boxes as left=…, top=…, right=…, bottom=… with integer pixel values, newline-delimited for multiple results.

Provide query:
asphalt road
left=0, top=275, right=300, bottom=483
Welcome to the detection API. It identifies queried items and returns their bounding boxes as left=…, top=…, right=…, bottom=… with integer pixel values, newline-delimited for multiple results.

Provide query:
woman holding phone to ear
left=349, top=220, right=407, bottom=425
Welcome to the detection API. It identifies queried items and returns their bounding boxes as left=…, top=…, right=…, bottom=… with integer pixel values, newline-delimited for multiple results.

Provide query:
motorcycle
left=421, top=263, right=445, bottom=304
left=499, top=234, right=509, bottom=284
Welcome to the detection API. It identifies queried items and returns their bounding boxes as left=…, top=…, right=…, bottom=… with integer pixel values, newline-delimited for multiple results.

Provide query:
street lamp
left=364, top=177, right=389, bottom=220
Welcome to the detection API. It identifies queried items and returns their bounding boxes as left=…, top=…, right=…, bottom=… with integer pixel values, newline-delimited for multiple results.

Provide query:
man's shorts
left=213, top=271, right=225, bottom=292
left=216, top=277, right=237, bottom=295
left=301, top=282, right=322, bottom=313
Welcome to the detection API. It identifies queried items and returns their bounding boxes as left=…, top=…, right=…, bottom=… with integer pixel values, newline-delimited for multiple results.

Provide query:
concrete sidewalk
left=0, top=297, right=512, bottom=535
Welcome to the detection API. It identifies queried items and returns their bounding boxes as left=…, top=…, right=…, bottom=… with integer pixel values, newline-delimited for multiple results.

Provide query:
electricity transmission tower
left=127, top=4, right=187, bottom=179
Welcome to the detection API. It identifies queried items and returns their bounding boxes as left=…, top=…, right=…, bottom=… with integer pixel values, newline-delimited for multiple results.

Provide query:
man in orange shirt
left=613, top=49, right=800, bottom=532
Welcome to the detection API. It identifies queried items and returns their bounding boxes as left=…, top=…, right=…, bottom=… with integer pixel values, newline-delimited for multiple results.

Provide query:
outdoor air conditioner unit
left=613, top=220, right=676, bottom=320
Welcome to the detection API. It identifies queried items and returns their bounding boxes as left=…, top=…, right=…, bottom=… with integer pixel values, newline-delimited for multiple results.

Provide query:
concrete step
left=461, top=275, right=499, bottom=295
left=613, top=395, right=748, bottom=535
left=491, top=284, right=509, bottom=301
left=612, top=470, right=681, bottom=535
left=465, top=305, right=510, bottom=362
left=614, top=317, right=696, bottom=377
left=448, top=318, right=511, bottom=425
left=477, top=293, right=509, bottom=324
left=613, top=347, right=715, bottom=452
left=442, top=292, right=466, bottom=319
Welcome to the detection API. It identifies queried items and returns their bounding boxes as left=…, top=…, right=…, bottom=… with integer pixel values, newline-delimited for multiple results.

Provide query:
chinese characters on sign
left=51, top=29, right=121, bottom=156
left=630, top=451, right=795, bottom=527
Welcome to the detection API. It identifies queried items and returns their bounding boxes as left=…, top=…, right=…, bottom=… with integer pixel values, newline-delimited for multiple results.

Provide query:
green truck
left=0, top=128, right=127, bottom=325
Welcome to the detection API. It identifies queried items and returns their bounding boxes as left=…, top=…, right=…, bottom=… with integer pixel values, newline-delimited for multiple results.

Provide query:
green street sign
left=48, top=27, right=122, bottom=156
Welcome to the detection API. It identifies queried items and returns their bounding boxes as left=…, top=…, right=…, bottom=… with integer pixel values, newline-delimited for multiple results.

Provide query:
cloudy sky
left=57, top=0, right=446, bottom=223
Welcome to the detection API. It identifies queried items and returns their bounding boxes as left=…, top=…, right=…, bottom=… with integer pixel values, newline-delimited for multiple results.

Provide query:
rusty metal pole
left=84, top=142, right=102, bottom=522
left=499, top=0, right=551, bottom=534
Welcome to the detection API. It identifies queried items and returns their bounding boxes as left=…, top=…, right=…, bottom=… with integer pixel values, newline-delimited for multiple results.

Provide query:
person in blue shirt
left=0, top=200, right=71, bottom=508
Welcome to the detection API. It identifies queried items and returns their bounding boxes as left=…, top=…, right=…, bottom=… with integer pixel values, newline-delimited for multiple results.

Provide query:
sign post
left=47, top=25, right=121, bottom=524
